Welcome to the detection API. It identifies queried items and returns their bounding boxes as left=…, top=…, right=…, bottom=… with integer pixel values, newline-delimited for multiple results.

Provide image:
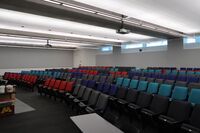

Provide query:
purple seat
left=96, top=83, right=104, bottom=91
left=81, top=80, right=89, bottom=86
left=109, top=84, right=118, bottom=96
left=167, top=74, right=176, bottom=80
left=177, top=75, right=187, bottom=82
left=187, top=76, right=199, bottom=83
left=87, top=80, right=96, bottom=88
left=102, top=83, right=110, bottom=93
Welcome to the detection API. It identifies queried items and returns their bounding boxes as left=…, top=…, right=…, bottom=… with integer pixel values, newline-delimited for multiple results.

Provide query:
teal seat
left=129, top=80, right=139, bottom=89
left=122, top=78, right=130, bottom=88
left=158, top=84, right=172, bottom=97
left=188, top=89, right=200, bottom=105
left=137, top=81, right=148, bottom=91
left=116, top=77, right=124, bottom=87
left=171, top=86, right=188, bottom=101
left=187, top=71, right=195, bottom=75
left=147, top=82, right=159, bottom=94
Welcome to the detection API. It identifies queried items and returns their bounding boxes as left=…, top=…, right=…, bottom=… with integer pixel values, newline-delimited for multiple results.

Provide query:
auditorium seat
left=77, top=90, right=100, bottom=114
left=146, top=82, right=159, bottom=94
left=102, top=83, right=111, bottom=94
left=137, top=81, right=148, bottom=91
left=158, top=100, right=192, bottom=132
left=188, top=89, right=200, bottom=105
left=171, top=86, right=188, bottom=101
left=141, top=95, right=169, bottom=126
left=158, top=84, right=172, bottom=97
left=181, top=105, right=200, bottom=133
left=85, top=93, right=109, bottom=114
left=129, top=79, right=139, bottom=89
left=116, top=77, right=124, bottom=87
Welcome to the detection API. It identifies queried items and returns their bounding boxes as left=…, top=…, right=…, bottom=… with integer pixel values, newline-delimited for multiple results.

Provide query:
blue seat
left=137, top=81, right=148, bottom=91
left=171, top=86, right=188, bottom=101
left=146, top=82, right=159, bottom=94
left=158, top=84, right=172, bottom=97
left=188, top=89, right=200, bottom=105
left=129, top=79, right=139, bottom=89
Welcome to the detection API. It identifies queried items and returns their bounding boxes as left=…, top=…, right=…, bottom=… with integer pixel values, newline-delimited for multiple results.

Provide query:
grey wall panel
left=0, top=47, right=73, bottom=69
left=96, top=39, right=200, bottom=68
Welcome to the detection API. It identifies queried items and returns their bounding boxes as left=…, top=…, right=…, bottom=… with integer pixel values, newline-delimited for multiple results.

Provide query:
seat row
left=105, top=80, right=200, bottom=133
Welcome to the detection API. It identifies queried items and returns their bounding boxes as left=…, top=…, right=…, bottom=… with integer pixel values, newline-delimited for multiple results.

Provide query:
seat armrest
left=109, top=96, right=118, bottom=101
left=117, top=99, right=128, bottom=105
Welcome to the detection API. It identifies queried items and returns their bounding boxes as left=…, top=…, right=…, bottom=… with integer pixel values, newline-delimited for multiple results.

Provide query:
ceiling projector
left=116, top=28, right=130, bottom=34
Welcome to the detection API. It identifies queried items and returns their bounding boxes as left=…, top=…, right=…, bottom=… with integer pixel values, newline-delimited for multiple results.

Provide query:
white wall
left=96, top=39, right=200, bottom=68
left=73, top=49, right=97, bottom=67
left=0, top=47, right=73, bottom=74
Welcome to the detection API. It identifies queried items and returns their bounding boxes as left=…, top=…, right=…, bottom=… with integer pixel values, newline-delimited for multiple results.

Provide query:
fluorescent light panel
left=43, top=0, right=60, bottom=5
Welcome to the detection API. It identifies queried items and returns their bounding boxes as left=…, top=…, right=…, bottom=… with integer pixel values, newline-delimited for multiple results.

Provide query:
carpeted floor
left=0, top=88, right=80, bottom=133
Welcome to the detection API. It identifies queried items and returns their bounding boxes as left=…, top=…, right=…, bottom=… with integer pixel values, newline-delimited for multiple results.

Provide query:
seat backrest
left=146, top=82, right=159, bottom=94
left=77, top=86, right=86, bottom=98
left=189, top=105, right=200, bottom=128
left=171, top=86, right=188, bottom=101
left=188, top=89, right=200, bottom=105
left=136, top=92, right=152, bottom=107
left=122, top=78, right=130, bottom=88
left=93, top=75, right=100, bottom=82
left=88, top=90, right=100, bottom=106
left=73, top=85, right=81, bottom=95
left=65, top=82, right=74, bottom=92
left=137, top=81, right=148, bottom=91
left=158, top=84, right=172, bottom=97
left=150, top=95, right=169, bottom=114
left=132, top=76, right=139, bottom=80
left=116, top=87, right=127, bottom=99
left=102, top=83, right=110, bottom=94
left=95, top=94, right=109, bottom=112
left=59, top=81, right=67, bottom=90
left=96, top=83, right=104, bottom=91
left=82, top=74, right=88, bottom=80
left=44, top=78, right=51, bottom=86
left=167, top=100, right=191, bottom=121
left=99, top=76, right=107, bottom=83
left=177, top=75, right=187, bottom=82
left=82, top=88, right=92, bottom=101
left=87, top=80, right=96, bottom=88
left=129, top=79, right=139, bottom=89
left=109, top=84, right=118, bottom=96
left=125, top=89, right=138, bottom=103
left=81, top=80, right=88, bottom=86
left=187, top=76, right=199, bottom=83
left=53, top=80, right=61, bottom=89
left=49, top=79, right=56, bottom=88
left=116, top=77, right=124, bottom=87
left=87, top=75, right=94, bottom=80
left=106, top=76, right=114, bottom=83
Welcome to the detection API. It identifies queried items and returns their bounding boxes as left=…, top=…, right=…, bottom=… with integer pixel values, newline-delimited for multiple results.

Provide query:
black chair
left=158, top=100, right=192, bottom=132
left=85, top=93, right=109, bottom=114
left=77, top=90, right=100, bottom=114
left=181, top=104, right=200, bottom=133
